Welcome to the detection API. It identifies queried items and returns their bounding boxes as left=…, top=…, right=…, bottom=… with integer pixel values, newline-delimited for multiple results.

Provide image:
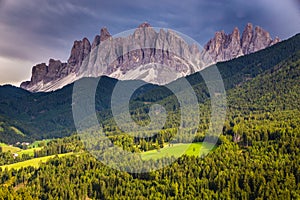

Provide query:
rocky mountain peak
left=132, top=22, right=157, bottom=48
left=100, top=27, right=111, bottom=42
left=21, top=22, right=281, bottom=92
left=215, top=30, right=226, bottom=40
left=232, top=27, right=240, bottom=37
left=245, top=23, right=253, bottom=32
left=249, top=25, right=273, bottom=53
left=92, top=35, right=100, bottom=49
left=230, top=27, right=241, bottom=45
left=271, top=36, right=281, bottom=45
left=254, top=26, right=271, bottom=41
left=202, top=23, right=280, bottom=63
left=138, top=22, right=151, bottom=28
left=20, top=59, right=68, bottom=92
left=67, top=38, right=91, bottom=72
left=241, top=23, right=254, bottom=54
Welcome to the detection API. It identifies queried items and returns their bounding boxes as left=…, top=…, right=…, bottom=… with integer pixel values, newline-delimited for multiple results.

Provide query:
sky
left=0, top=0, right=299, bottom=86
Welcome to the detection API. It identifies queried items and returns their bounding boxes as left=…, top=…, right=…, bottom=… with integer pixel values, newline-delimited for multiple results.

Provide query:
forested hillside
left=0, top=34, right=299, bottom=144
left=0, top=33, right=299, bottom=199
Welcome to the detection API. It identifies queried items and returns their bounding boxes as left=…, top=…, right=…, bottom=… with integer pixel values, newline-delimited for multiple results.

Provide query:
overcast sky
left=0, top=0, right=299, bottom=86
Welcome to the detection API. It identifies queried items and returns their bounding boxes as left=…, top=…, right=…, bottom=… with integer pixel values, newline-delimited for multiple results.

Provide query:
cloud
left=0, top=57, right=32, bottom=86
left=0, top=0, right=299, bottom=86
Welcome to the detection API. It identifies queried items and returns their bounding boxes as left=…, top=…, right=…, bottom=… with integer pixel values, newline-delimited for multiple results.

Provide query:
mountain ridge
left=0, top=33, right=298, bottom=143
left=20, top=23, right=280, bottom=92
left=202, top=23, right=280, bottom=62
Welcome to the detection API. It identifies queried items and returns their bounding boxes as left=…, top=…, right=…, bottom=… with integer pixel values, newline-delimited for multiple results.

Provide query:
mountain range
left=20, top=23, right=280, bottom=92
left=0, top=20, right=299, bottom=200
left=0, top=32, right=299, bottom=144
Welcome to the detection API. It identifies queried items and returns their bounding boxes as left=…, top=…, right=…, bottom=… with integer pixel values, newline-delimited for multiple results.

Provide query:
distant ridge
left=21, top=23, right=280, bottom=92
left=0, top=33, right=298, bottom=143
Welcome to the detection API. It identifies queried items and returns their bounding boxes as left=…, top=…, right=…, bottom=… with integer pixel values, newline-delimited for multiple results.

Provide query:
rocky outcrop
left=100, top=27, right=112, bottom=42
left=77, top=24, right=200, bottom=85
left=20, top=63, right=48, bottom=90
left=241, top=23, right=254, bottom=54
left=20, top=59, right=68, bottom=92
left=21, top=23, right=280, bottom=92
left=21, top=36, right=93, bottom=92
left=251, top=26, right=273, bottom=51
left=202, top=23, right=280, bottom=63
left=67, top=38, right=91, bottom=73
left=202, top=27, right=243, bottom=62
left=91, top=35, right=100, bottom=49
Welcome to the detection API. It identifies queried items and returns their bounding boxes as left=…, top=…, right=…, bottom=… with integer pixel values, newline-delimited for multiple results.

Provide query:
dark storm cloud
left=0, top=0, right=299, bottom=85
left=1, top=0, right=299, bottom=55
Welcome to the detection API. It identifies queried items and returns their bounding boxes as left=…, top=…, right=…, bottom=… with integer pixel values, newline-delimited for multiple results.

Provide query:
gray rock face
left=30, top=63, right=48, bottom=84
left=67, top=38, right=91, bottom=73
left=100, top=27, right=112, bottom=42
left=202, top=23, right=280, bottom=63
left=77, top=25, right=201, bottom=86
left=91, top=35, right=100, bottom=49
left=21, top=23, right=280, bottom=92
left=241, top=23, right=254, bottom=54
left=20, top=59, right=68, bottom=92
left=202, top=27, right=243, bottom=62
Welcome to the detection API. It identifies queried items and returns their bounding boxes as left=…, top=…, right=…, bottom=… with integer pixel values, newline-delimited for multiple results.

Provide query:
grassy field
left=0, top=142, right=215, bottom=170
left=18, top=147, right=42, bottom=157
left=0, top=152, right=75, bottom=170
left=0, top=142, right=7, bottom=147
left=141, top=142, right=215, bottom=160
left=0, top=145, right=21, bottom=153
left=0, top=140, right=47, bottom=156
left=0, top=143, right=41, bottom=156
left=28, top=139, right=52, bottom=148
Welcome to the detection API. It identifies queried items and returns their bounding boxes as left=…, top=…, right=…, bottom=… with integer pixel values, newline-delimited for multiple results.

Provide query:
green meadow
left=0, top=143, right=7, bottom=147
left=18, top=147, right=42, bottom=157
left=0, top=145, right=21, bottom=153
left=0, top=142, right=213, bottom=170
left=28, top=139, right=52, bottom=148
left=141, top=142, right=214, bottom=160
left=0, top=152, right=75, bottom=170
left=0, top=142, right=41, bottom=156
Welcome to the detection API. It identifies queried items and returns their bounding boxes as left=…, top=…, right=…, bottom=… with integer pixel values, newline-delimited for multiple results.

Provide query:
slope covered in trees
left=0, top=33, right=299, bottom=199
left=0, top=34, right=299, bottom=144
left=0, top=117, right=299, bottom=199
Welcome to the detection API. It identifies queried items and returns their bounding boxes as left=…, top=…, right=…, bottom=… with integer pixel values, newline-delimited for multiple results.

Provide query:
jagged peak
left=49, top=58, right=62, bottom=64
left=242, top=23, right=254, bottom=36
left=254, top=26, right=271, bottom=39
left=138, top=22, right=151, bottom=28
left=49, top=58, right=56, bottom=63
left=82, top=37, right=90, bottom=43
left=100, top=27, right=109, bottom=34
left=232, top=27, right=240, bottom=34
left=100, top=27, right=111, bottom=42
left=72, top=37, right=91, bottom=46
left=214, top=30, right=226, bottom=41
left=215, top=30, right=225, bottom=35
left=21, top=22, right=282, bottom=92
left=245, top=23, right=253, bottom=30
left=273, top=36, right=280, bottom=42
left=92, top=35, right=101, bottom=48
left=82, top=37, right=88, bottom=41
left=271, top=36, right=281, bottom=45
left=254, top=25, right=264, bottom=32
